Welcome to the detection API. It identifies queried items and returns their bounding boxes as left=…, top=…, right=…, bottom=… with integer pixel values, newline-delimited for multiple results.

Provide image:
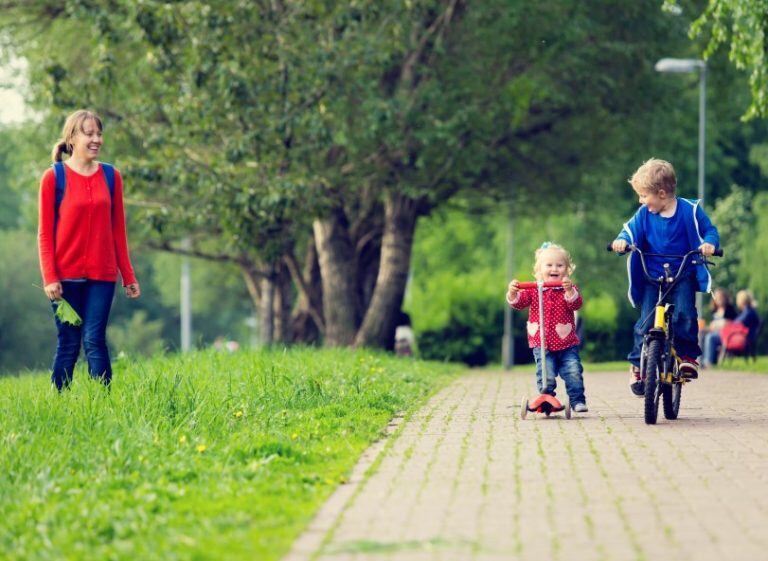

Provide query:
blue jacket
left=616, top=198, right=720, bottom=308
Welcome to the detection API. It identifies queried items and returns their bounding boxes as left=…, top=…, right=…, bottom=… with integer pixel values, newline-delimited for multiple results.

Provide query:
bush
left=417, top=296, right=503, bottom=366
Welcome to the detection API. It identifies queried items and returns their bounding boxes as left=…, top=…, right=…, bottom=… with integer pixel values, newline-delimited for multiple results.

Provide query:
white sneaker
left=573, top=402, right=588, bottom=413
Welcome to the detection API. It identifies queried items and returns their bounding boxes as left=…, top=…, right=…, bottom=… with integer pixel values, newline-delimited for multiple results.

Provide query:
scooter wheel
left=565, top=400, right=572, bottom=420
left=520, top=396, right=529, bottom=420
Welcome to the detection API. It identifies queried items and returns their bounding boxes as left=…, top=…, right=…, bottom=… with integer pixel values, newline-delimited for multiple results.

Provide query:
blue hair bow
left=539, top=241, right=553, bottom=249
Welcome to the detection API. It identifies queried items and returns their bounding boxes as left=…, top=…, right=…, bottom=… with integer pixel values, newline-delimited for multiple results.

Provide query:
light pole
left=502, top=210, right=515, bottom=369
left=655, top=57, right=706, bottom=313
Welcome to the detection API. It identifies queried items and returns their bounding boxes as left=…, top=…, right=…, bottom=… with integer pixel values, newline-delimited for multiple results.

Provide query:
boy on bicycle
left=610, top=158, right=719, bottom=396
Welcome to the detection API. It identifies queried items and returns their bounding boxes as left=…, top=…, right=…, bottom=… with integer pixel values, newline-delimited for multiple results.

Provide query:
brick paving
left=284, top=369, right=768, bottom=561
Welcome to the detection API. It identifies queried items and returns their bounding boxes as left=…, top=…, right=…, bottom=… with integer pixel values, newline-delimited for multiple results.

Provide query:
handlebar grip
left=605, top=244, right=614, bottom=252
left=516, top=281, right=563, bottom=289
left=713, top=248, right=724, bottom=257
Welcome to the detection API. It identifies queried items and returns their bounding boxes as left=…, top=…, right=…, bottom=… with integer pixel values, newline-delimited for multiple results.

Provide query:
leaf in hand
left=55, top=298, right=82, bottom=326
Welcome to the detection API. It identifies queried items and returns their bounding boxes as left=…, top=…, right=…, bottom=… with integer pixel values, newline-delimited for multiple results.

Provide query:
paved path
left=285, top=369, right=768, bottom=561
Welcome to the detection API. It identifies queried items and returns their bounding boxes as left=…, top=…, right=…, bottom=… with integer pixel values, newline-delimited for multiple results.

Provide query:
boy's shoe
left=679, top=357, right=699, bottom=379
left=572, top=402, right=588, bottom=413
left=629, top=365, right=644, bottom=397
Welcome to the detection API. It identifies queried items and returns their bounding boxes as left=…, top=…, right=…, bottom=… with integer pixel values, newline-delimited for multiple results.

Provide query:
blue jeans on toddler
left=50, top=280, right=116, bottom=391
left=628, top=274, right=701, bottom=367
left=532, top=345, right=586, bottom=405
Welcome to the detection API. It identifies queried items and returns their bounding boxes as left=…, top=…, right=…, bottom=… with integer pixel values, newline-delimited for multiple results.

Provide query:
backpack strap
left=101, top=162, right=115, bottom=199
left=53, top=161, right=66, bottom=221
left=52, top=162, right=115, bottom=221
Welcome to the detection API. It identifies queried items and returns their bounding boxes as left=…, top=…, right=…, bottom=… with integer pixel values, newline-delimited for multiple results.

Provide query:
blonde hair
left=533, top=243, right=575, bottom=279
left=629, top=158, right=676, bottom=195
left=51, top=110, right=103, bottom=163
left=736, top=289, right=756, bottom=309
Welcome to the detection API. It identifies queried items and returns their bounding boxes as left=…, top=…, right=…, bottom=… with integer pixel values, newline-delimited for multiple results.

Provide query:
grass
left=712, top=355, right=768, bottom=373
left=0, top=348, right=459, bottom=561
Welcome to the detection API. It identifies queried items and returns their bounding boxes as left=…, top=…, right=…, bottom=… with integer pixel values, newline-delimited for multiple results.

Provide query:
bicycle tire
left=643, top=339, right=662, bottom=424
left=662, top=382, right=682, bottom=420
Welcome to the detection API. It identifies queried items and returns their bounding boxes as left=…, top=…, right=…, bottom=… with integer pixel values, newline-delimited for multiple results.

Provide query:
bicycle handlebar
left=515, top=281, right=563, bottom=289
left=605, top=243, right=724, bottom=258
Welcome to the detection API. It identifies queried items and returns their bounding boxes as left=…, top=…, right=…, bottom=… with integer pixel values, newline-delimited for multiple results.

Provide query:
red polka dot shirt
left=507, top=286, right=582, bottom=351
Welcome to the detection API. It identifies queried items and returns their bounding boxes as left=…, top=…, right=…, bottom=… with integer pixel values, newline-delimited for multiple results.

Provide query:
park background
left=1, top=1, right=768, bottom=374
left=3, top=2, right=768, bottom=561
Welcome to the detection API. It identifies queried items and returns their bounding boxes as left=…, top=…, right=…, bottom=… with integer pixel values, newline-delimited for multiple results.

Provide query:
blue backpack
left=52, top=161, right=116, bottom=220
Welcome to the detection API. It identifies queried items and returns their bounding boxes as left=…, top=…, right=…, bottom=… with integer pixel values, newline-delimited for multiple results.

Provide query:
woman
left=38, top=110, right=140, bottom=390
left=702, top=288, right=737, bottom=367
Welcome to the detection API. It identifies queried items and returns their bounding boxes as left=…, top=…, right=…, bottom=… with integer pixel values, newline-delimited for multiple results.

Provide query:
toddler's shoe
left=679, top=357, right=699, bottom=379
left=572, top=402, right=588, bottom=413
left=629, top=364, right=644, bottom=397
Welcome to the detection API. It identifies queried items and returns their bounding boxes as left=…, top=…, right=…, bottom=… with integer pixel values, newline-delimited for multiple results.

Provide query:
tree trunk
left=313, top=208, right=360, bottom=346
left=354, top=191, right=418, bottom=349
left=289, top=239, right=323, bottom=343
left=273, top=260, right=293, bottom=344
left=260, top=272, right=275, bottom=346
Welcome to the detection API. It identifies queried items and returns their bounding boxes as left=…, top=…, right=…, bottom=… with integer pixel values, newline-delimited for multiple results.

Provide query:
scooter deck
left=527, top=393, right=564, bottom=412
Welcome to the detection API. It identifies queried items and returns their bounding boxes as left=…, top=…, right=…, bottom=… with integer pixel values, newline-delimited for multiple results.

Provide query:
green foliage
left=0, top=348, right=459, bottom=561
left=667, top=0, right=768, bottom=119
left=0, top=230, right=56, bottom=373
left=53, top=298, right=81, bottom=326
left=709, top=185, right=753, bottom=290
left=107, top=310, right=165, bottom=357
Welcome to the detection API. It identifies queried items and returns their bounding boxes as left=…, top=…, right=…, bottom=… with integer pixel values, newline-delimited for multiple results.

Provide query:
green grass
left=712, top=355, right=768, bottom=373
left=0, top=348, right=459, bottom=561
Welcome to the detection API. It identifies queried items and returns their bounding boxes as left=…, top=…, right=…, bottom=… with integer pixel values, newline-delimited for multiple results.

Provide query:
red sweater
left=38, top=163, right=137, bottom=287
left=508, top=286, right=582, bottom=351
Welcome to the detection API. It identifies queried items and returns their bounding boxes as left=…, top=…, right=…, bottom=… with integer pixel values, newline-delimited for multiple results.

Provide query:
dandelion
left=234, top=410, right=243, bottom=419
left=291, top=433, right=298, bottom=440
left=179, top=435, right=187, bottom=444
left=196, top=444, right=207, bottom=453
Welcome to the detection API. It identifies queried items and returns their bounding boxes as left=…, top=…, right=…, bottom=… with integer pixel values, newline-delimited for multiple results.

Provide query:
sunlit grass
left=0, top=348, right=459, bottom=561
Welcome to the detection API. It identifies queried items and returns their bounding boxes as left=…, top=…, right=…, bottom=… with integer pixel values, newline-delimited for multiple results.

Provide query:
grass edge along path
left=0, top=348, right=460, bottom=561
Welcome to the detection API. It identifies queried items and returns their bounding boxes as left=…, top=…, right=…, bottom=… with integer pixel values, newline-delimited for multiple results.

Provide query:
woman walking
left=38, top=109, right=140, bottom=390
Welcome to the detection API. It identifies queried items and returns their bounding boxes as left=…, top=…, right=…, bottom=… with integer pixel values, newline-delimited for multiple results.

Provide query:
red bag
left=721, top=321, right=749, bottom=352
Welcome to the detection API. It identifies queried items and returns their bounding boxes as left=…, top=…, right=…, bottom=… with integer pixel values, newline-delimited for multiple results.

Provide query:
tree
left=664, top=0, right=768, bottom=120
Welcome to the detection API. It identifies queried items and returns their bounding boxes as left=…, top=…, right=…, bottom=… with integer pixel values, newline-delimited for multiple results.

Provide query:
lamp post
left=655, top=57, right=707, bottom=313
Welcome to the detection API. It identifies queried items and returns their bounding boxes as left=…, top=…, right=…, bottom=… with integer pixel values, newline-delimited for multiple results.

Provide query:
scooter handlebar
left=515, top=281, right=564, bottom=289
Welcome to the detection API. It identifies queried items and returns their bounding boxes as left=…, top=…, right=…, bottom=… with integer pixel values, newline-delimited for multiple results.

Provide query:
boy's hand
left=612, top=239, right=628, bottom=253
left=507, top=280, right=520, bottom=301
left=699, top=243, right=716, bottom=256
left=562, top=276, right=576, bottom=297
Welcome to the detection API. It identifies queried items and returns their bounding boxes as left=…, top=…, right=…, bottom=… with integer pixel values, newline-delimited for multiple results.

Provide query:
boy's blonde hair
left=736, top=289, right=756, bottom=309
left=533, top=243, right=575, bottom=279
left=629, top=158, right=676, bottom=195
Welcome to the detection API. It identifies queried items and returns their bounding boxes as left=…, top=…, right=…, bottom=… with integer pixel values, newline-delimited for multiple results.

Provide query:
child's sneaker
left=572, top=402, right=588, bottom=413
left=629, top=364, right=644, bottom=397
left=679, top=357, right=699, bottom=379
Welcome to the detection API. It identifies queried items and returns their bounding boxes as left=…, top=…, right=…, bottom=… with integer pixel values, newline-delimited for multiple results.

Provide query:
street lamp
left=655, top=57, right=707, bottom=314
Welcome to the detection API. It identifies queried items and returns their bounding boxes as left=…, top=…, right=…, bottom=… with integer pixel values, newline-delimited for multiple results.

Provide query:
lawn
left=0, top=348, right=459, bottom=561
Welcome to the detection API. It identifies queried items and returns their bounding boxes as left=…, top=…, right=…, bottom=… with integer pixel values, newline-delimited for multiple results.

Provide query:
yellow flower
left=291, top=433, right=298, bottom=440
left=178, top=435, right=187, bottom=444
left=234, top=410, right=243, bottom=418
left=197, top=444, right=207, bottom=453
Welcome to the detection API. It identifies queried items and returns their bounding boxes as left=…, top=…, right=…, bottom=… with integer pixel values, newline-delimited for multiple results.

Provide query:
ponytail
left=51, top=140, right=70, bottom=163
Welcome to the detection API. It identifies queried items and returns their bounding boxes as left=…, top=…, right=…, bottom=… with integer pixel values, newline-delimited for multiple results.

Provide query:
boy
left=611, top=158, right=719, bottom=396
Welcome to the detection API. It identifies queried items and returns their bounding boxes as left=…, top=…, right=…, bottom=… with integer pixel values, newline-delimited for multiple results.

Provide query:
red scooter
left=517, top=280, right=572, bottom=420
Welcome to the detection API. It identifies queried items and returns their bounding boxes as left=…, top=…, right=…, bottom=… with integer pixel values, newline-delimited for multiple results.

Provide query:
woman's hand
left=44, top=282, right=63, bottom=301
left=124, top=282, right=141, bottom=299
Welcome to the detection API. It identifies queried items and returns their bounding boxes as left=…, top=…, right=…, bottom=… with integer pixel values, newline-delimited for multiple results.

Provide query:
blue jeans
left=628, top=275, right=700, bottom=367
left=703, top=331, right=722, bottom=367
left=532, top=346, right=586, bottom=405
left=50, top=280, right=116, bottom=391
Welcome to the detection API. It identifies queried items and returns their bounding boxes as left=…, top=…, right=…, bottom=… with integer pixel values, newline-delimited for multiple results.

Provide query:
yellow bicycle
left=609, top=244, right=722, bottom=424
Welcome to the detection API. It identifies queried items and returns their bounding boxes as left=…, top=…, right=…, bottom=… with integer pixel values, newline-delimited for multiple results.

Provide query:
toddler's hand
left=612, top=239, right=628, bottom=253
left=507, top=280, right=520, bottom=301
left=699, top=243, right=715, bottom=256
left=562, top=276, right=575, bottom=296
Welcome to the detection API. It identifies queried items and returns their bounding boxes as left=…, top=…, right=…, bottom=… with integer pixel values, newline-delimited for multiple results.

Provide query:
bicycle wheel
left=662, top=382, right=682, bottom=420
left=643, top=339, right=662, bottom=424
